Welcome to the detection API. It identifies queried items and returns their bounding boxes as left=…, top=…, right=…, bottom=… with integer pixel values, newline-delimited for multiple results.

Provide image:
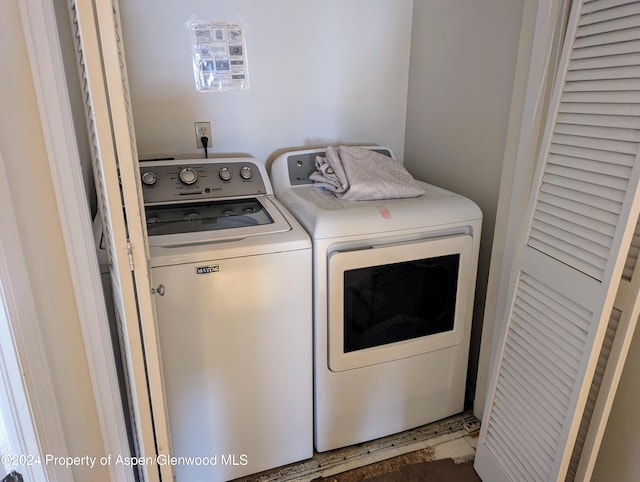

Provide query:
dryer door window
left=328, top=235, right=474, bottom=372
left=343, top=253, right=459, bottom=353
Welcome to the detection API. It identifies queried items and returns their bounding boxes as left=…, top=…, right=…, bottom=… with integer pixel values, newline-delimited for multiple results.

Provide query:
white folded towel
left=309, top=146, right=425, bottom=201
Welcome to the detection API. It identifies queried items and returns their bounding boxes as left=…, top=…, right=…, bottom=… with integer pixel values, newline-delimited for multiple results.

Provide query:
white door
left=475, top=1, right=640, bottom=480
left=70, top=1, right=171, bottom=481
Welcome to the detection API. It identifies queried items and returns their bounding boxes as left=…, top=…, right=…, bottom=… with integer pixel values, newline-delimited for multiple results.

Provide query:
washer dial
left=240, top=166, right=253, bottom=180
left=219, top=167, right=232, bottom=181
left=141, top=171, right=158, bottom=186
left=179, top=167, right=198, bottom=185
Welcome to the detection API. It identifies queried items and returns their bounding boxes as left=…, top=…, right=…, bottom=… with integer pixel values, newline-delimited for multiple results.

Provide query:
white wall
left=404, top=0, right=525, bottom=400
left=119, top=0, right=413, bottom=164
left=0, top=2, right=110, bottom=480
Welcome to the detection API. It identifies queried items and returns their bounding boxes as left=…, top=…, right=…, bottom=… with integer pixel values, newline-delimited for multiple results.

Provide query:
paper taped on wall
left=185, top=16, right=250, bottom=92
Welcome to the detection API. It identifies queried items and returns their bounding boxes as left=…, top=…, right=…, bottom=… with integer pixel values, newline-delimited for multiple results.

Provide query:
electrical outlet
left=194, top=122, right=212, bottom=148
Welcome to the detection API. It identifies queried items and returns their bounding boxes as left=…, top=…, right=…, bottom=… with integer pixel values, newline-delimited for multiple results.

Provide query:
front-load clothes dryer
left=141, top=157, right=312, bottom=481
left=270, top=146, right=482, bottom=452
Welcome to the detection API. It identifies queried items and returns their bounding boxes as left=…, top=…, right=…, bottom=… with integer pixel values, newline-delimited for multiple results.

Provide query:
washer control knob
left=219, top=167, right=232, bottom=181
left=141, top=171, right=158, bottom=186
left=240, top=166, right=253, bottom=180
left=179, top=167, right=198, bottom=185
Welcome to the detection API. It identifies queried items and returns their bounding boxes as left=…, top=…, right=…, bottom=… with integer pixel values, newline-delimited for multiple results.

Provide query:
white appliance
left=141, top=157, right=312, bottom=481
left=270, top=146, right=482, bottom=452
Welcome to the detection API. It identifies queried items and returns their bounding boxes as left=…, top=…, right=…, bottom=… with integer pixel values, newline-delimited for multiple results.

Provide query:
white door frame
left=16, top=1, right=135, bottom=481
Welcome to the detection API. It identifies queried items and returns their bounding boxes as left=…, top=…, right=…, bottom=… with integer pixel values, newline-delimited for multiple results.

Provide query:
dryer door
left=327, top=234, right=475, bottom=372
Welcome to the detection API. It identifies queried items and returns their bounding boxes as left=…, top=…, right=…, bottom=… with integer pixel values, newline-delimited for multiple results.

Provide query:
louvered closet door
left=71, top=1, right=170, bottom=481
left=474, top=1, right=640, bottom=481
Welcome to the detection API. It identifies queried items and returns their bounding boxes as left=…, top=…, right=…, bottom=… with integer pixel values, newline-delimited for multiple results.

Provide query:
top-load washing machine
left=141, top=157, right=312, bottom=481
left=270, top=146, right=482, bottom=452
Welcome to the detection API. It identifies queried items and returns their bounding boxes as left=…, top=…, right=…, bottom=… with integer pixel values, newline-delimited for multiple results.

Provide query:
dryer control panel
left=286, top=148, right=393, bottom=186
left=140, top=158, right=268, bottom=205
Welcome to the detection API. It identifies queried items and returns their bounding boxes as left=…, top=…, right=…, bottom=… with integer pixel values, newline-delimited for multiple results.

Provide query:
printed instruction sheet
left=187, top=19, right=249, bottom=92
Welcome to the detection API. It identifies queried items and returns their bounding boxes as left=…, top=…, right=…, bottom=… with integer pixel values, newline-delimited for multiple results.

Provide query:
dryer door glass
left=327, top=234, right=474, bottom=372
left=343, top=254, right=458, bottom=353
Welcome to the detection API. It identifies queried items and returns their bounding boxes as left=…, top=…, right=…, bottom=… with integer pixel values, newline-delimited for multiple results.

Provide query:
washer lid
left=145, top=196, right=291, bottom=247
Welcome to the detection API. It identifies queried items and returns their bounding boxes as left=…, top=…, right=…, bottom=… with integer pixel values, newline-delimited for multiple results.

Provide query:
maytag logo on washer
left=195, top=265, right=220, bottom=275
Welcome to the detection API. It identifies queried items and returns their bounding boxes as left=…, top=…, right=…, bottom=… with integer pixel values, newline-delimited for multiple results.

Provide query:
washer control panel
left=140, top=158, right=268, bottom=204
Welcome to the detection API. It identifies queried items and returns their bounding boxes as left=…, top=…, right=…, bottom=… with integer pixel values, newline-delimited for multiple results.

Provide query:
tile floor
left=238, top=411, right=480, bottom=482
